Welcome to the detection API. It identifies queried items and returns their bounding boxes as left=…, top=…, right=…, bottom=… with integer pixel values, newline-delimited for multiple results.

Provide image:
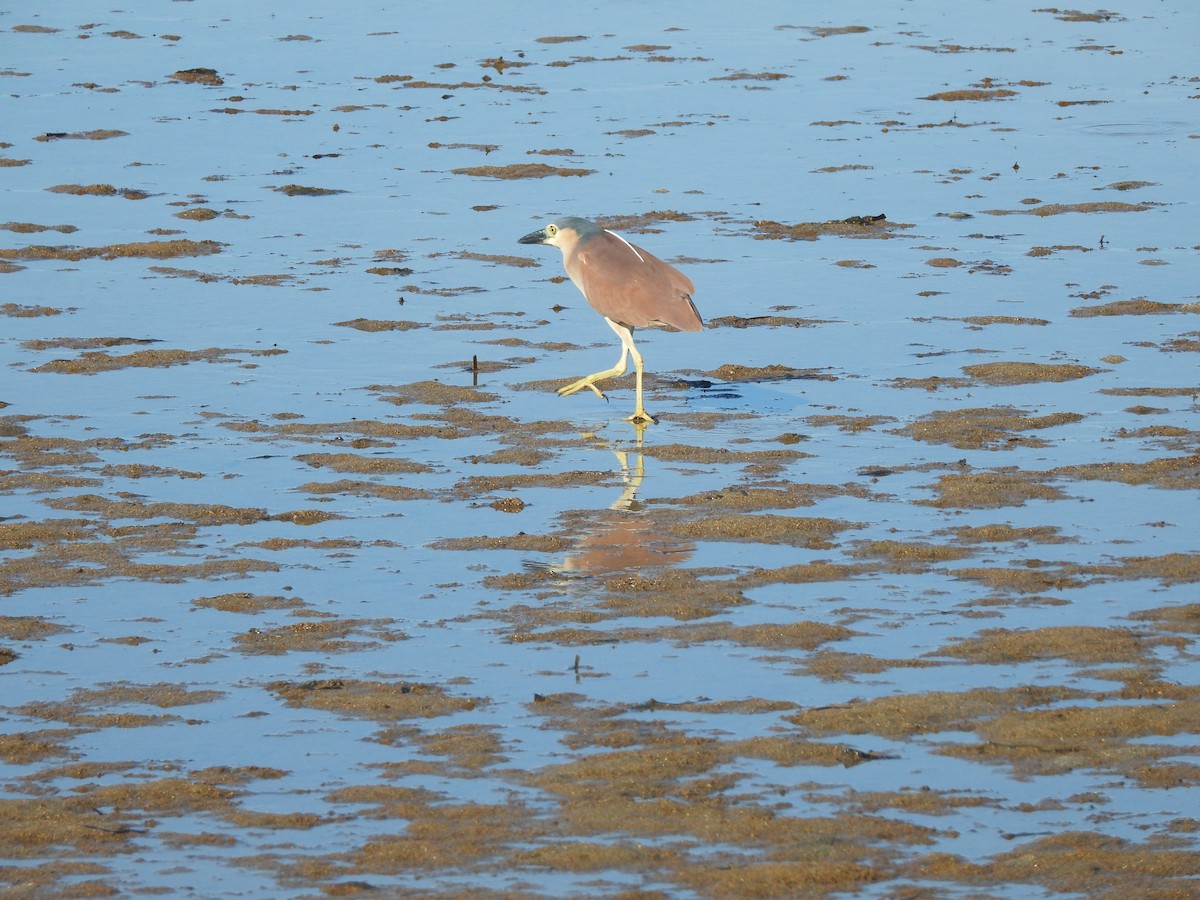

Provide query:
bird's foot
left=558, top=376, right=608, bottom=400
left=626, top=408, right=657, bottom=425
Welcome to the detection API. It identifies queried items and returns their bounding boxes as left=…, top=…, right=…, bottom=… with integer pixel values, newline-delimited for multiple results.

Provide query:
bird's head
left=518, top=216, right=601, bottom=251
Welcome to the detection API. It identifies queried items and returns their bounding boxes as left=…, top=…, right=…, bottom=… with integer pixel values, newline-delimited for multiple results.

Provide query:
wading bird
left=519, top=216, right=702, bottom=424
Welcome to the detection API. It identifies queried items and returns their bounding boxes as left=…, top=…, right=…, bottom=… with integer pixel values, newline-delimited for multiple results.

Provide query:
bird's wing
left=572, top=233, right=703, bottom=332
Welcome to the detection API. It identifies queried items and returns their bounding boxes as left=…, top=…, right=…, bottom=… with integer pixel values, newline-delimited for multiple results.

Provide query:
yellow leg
left=625, top=342, right=656, bottom=425
left=558, top=318, right=629, bottom=400
left=557, top=346, right=628, bottom=400
left=560, top=319, right=657, bottom=424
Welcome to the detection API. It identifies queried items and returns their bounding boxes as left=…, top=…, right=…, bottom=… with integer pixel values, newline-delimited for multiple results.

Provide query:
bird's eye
left=546, top=224, right=557, bottom=237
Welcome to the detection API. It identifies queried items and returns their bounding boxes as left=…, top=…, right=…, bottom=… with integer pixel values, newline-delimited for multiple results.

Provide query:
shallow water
left=2, top=2, right=1199, bottom=897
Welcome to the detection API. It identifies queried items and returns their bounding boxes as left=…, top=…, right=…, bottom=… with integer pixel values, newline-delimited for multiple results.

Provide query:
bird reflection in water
left=557, top=426, right=694, bottom=578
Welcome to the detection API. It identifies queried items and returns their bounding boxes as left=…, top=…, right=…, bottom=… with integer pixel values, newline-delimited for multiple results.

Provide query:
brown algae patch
left=34, top=129, right=128, bottom=142
left=898, top=406, right=1085, bottom=449
left=937, top=523, right=1074, bottom=545
left=668, top=513, right=861, bottom=549
left=14, top=682, right=226, bottom=728
left=0, top=729, right=81, bottom=765
left=46, top=183, right=152, bottom=200
left=30, top=347, right=285, bottom=374
left=793, top=685, right=1084, bottom=741
left=594, top=209, right=700, bottom=233
left=524, top=741, right=930, bottom=896
left=806, top=414, right=896, bottom=433
left=1070, top=297, right=1196, bottom=317
left=1130, top=603, right=1200, bottom=635
left=751, top=216, right=904, bottom=241
left=267, top=679, right=485, bottom=720
left=922, top=89, right=1018, bottom=101
left=709, top=314, right=832, bottom=329
left=1, top=763, right=306, bottom=864
left=955, top=315, right=1051, bottom=327
left=294, top=452, right=434, bottom=474
left=451, top=163, right=595, bottom=179
left=902, top=832, right=1200, bottom=899
left=889, top=375, right=974, bottom=391
left=296, top=479, right=433, bottom=501
left=431, top=534, right=574, bottom=553
left=850, top=539, right=973, bottom=565
left=507, top=618, right=854, bottom=650
left=148, top=266, right=294, bottom=286
left=23, top=336, right=158, bottom=352
left=370, top=380, right=499, bottom=406
left=1052, top=453, right=1200, bottom=490
left=982, top=201, right=1152, bottom=216
left=940, top=684, right=1200, bottom=781
left=962, top=361, right=1100, bottom=384
left=270, top=184, right=346, bottom=196
left=711, top=70, right=792, bottom=83
left=191, top=592, right=307, bottom=614
left=674, top=481, right=874, bottom=511
left=578, top=574, right=746, bottom=623
left=168, top=67, right=224, bottom=85
left=0, top=239, right=222, bottom=262
left=631, top=620, right=855, bottom=650
left=935, top=625, right=1176, bottom=665
left=637, top=442, right=811, bottom=466
left=917, top=470, right=1069, bottom=508
left=794, top=650, right=944, bottom=683
left=334, top=318, right=424, bottom=332
left=0, top=615, right=71, bottom=642
left=233, top=618, right=405, bottom=655
left=0, top=517, right=280, bottom=596
left=706, top=363, right=835, bottom=382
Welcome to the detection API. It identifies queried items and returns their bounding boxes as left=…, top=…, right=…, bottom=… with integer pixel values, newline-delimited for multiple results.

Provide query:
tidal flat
left=2, top=2, right=1199, bottom=897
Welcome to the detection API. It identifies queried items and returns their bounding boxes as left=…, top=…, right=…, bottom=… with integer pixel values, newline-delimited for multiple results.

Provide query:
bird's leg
left=557, top=318, right=630, bottom=401
left=599, top=323, right=656, bottom=424
left=557, top=348, right=627, bottom=400
left=625, top=340, right=656, bottom=425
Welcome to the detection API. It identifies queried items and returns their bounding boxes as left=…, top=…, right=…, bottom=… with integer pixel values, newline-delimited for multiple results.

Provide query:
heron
left=519, top=216, right=702, bottom=424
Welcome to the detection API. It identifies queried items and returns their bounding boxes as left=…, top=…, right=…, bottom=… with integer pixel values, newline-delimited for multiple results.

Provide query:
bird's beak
left=518, top=228, right=547, bottom=245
